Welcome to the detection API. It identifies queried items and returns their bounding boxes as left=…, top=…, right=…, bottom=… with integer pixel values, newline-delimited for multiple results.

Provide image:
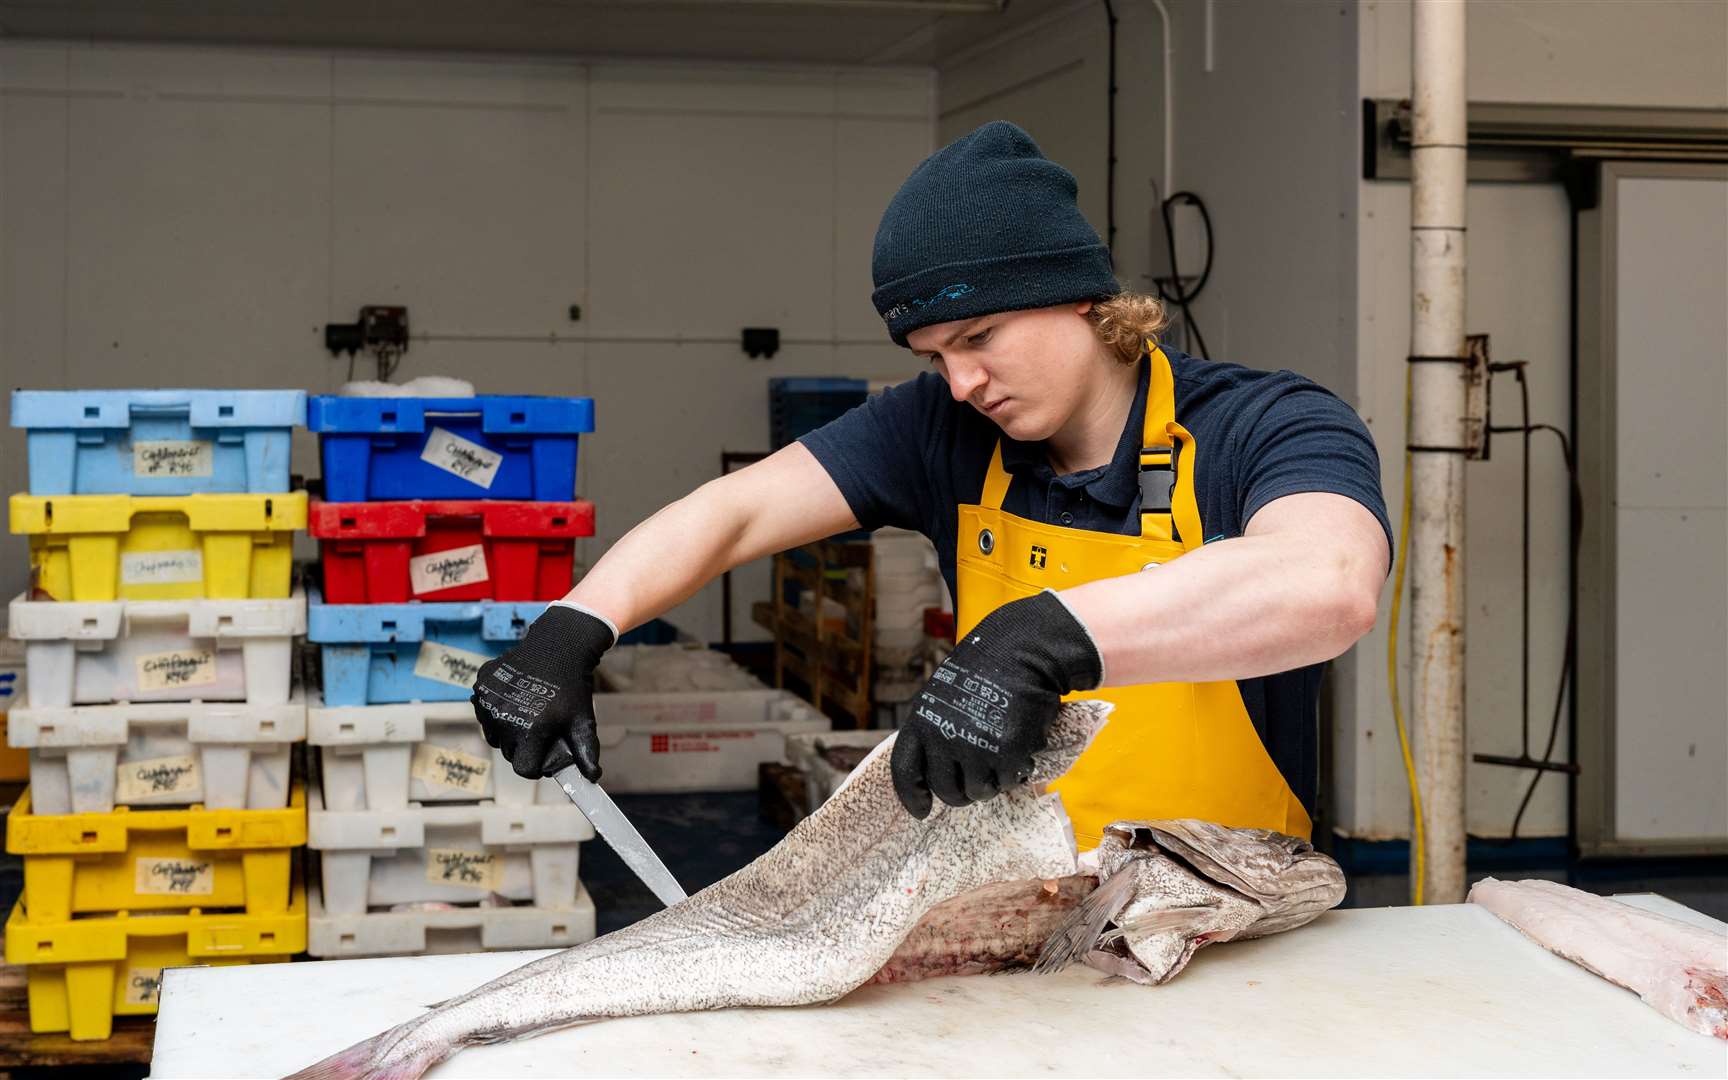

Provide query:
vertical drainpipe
left=1409, top=0, right=1469, bottom=903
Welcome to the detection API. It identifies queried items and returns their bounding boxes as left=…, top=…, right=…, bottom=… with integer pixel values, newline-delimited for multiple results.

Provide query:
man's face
left=907, top=301, right=1099, bottom=442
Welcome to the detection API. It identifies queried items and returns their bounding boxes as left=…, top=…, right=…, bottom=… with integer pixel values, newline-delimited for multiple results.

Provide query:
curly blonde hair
left=1085, top=291, right=1170, bottom=364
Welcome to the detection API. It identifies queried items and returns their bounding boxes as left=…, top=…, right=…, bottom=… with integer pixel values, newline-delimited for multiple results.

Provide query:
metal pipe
left=1408, top=0, right=1469, bottom=904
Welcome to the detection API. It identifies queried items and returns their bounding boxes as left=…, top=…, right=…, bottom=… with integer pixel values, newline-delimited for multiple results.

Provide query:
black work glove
left=892, top=590, right=1103, bottom=819
left=471, top=604, right=616, bottom=781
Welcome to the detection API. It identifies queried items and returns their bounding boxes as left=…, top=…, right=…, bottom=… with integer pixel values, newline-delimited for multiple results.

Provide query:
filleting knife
left=552, top=766, right=688, bottom=909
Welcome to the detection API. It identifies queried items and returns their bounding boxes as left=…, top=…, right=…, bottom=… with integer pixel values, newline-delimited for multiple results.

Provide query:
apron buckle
left=1139, top=443, right=1177, bottom=514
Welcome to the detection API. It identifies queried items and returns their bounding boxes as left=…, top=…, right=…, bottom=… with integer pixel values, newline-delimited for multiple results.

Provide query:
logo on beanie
left=882, top=282, right=975, bottom=324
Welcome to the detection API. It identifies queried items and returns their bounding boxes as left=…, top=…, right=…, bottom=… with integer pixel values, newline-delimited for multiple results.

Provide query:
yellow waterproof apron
left=955, top=344, right=1312, bottom=850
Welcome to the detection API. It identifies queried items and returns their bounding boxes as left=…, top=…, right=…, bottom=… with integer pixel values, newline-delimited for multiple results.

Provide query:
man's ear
left=1075, top=300, right=1094, bottom=316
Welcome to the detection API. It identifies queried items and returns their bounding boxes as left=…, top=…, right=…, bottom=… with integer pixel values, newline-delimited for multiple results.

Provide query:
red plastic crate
left=310, top=499, right=594, bottom=603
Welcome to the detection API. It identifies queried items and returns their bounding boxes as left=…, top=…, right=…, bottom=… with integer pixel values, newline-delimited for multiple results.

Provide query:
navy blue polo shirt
left=800, top=346, right=1393, bottom=819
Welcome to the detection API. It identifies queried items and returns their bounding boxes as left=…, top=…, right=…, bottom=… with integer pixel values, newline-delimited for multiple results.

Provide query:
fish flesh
left=287, top=700, right=1114, bottom=1080
left=1035, top=819, right=1347, bottom=984
left=867, top=875, right=1099, bottom=984
left=1470, top=877, right=1728, bottom=1039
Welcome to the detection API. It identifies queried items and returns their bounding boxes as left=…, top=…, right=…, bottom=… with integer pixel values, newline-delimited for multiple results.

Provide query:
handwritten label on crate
left=134, top=856, right=216, bottom=896
left=410, top=742, right=492, bottom=795
left=125, top=966, right=165, bottom=1007
left=421, top=427, right=503, bottom=489
left=426, top=848, right=502, bottom=890
left=121, top=549, right=204, bottom=586
left=116, top=754, right=202, bottom=803
left=133, top=439, right=213, bottom=478
left=136, top=648, right=217, bottom=691
left=413, top=641, right=491, bottom=689
left=409, top=544, right=491, bottom=595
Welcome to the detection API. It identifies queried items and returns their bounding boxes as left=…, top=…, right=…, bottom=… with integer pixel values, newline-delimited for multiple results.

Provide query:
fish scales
left=287, top=700, right=1114, bottom=1080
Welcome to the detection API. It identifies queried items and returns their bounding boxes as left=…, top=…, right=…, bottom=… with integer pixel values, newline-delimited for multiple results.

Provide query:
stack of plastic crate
left=302, top=391, right=601, bottom=959
left=3, top=389, right=310, bottom=1041
left=869, top=528, right=947, bottom=725
left=767, top=377, right=869, bottom=450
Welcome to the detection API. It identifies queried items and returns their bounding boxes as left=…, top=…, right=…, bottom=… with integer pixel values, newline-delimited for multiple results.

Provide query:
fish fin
left=1115, top=904, right=1219, bottom=938
left=282, top=1022, right=441, bottom=1080
left=1033, top=869, right=1136, bottom=975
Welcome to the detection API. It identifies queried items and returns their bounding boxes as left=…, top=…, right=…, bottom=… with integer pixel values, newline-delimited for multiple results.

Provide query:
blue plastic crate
left=305, top=588, right=549, bottom=706
left=768, top=378, right=868, bottom=450
left=10, top=389, right=306, bottom=495
left=308, top=395, right=594, bottom=502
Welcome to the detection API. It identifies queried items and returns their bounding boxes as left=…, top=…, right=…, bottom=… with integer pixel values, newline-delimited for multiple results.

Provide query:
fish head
left=1028, top=700, right=1114, bottom=787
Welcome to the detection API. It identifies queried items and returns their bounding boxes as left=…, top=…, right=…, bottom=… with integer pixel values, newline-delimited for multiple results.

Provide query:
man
left=472, top=121, right=1391, bottom=847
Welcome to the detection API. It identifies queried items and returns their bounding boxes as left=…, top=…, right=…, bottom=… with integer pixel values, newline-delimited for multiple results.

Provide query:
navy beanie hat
left=871, top=121, right=1120, bottom=348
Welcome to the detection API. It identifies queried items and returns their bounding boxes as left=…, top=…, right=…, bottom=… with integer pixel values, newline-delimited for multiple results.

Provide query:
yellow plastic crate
left=8, top=785, right=306, bottom=921
left=5, top=882, right=305, bottom=1040
left=8, top=492, right=306, bottom=601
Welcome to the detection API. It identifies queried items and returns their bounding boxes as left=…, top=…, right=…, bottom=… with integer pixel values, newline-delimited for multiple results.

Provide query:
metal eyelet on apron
left=978, top=528, right=995, bottom=555
left=1141, top=562, right=1160, bottom=571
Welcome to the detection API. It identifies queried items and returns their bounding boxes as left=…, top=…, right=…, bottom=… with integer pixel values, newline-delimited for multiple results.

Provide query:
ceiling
left=0, top=0, right=1077, bottom=66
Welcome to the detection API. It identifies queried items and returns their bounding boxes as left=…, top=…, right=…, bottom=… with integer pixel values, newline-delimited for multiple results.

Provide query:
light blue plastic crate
left=305, top=588, right=548, bottom=706
left=9, top=389, right=306, bottom=496
left=307, top=394, right=594, bottom=502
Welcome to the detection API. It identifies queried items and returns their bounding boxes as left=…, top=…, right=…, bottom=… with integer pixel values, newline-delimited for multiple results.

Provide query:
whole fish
left=287, top=700, right=1114, bottom=1080
left=1035, top=819, right=1347, bottom=984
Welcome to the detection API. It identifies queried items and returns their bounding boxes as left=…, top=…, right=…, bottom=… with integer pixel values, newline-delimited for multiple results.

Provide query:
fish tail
left=282, top=1021, right=445, bottom=1080
left=1033, top=869, right=1135, bottom=975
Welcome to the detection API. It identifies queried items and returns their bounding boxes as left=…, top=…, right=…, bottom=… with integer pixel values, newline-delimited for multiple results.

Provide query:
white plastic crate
left=596, top=644, right=765, bottom=693
left=590, top=688, right=829, bottom=793
left=8, top=591, right=304, bottom=708
left=785, top=729, right=892, bottom=812
left=306, top=882, right=597, bottom=958
left=307, top=697, right=566, bottom=811
left=7, top=690, right=306, bottom=815
left=307, top=781, right=594, bottom=916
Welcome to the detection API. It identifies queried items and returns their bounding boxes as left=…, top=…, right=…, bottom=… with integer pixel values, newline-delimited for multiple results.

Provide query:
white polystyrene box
left=596, top=644, right=765, bottom=694
left=9, top=592, right=304, bottom=708
left=308, top=783, right=593, bottom=916
left=8, top=689, right=306, bottom=814
left=590, top=689, right=830, bottom=794
left=307, top=697, right=566, bottom=811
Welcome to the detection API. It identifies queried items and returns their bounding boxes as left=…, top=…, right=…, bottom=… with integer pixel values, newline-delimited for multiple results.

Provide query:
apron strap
left=980, top=443, right=1012, bottom=510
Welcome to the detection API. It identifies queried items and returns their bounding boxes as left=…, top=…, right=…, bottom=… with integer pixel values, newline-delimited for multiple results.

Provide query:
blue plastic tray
left=10, top=389, right=306, bottom=495
left=306, top=589, right=549, bottom=706
left=308, top=395, right=594, bottom=502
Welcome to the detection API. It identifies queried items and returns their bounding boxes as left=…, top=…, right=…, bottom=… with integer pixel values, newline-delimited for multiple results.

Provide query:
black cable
left=1510, top=423, right=1582, bottom=840
left=1153, top=189, right=1215, bottom=360
left=1102, top=0, right=1118, bottom=253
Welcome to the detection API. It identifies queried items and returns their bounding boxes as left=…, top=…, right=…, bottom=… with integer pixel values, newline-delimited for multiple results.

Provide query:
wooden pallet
left=0, top=964, right=155, bottom=1068
left=754, top=540, right=873, bottom=726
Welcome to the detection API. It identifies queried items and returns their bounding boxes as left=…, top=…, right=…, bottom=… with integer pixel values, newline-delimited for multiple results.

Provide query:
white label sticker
left=125, top=967, right=165, bottom=1007
left=409, top=544, right=491, bottom=595
left=133, top=439, right=213, bottom=478
left=134, top=856, right=215, bottom=896
left=426, top=848, right=502, bottom=890
left=116, top=754, right=202, bottom=803
left=121, top=550, right=204, bottom=585
left=411, top=742, right=492, bottom=794
left=420, top=427, right=503, bottom=489
left=136, top=648, right=217, bottom=691
left=413, top=641, right=491, bottom=689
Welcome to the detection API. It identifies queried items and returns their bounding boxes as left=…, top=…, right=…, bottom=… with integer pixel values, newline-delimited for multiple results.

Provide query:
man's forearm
left=560, top=488, right=742, bottom=633
left=1058, top=531, right=1381, bottom=688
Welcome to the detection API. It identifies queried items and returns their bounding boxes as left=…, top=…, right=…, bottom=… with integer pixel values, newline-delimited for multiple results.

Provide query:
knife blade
left=552, top=766, right=688, bottom=909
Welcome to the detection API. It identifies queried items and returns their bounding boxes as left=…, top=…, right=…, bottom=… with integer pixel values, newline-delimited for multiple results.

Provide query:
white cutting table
left=150, top=895, right=1726, bottom=1078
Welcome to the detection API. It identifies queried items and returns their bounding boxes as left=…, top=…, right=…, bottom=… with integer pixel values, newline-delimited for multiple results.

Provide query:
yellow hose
left=1389, top=364, right=1426, bottom=906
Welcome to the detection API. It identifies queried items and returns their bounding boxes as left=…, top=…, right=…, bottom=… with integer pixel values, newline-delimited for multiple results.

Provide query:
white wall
left=0, top=42, right=934, bottom=642
left=1344, top=0, right=1728, bottom=840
